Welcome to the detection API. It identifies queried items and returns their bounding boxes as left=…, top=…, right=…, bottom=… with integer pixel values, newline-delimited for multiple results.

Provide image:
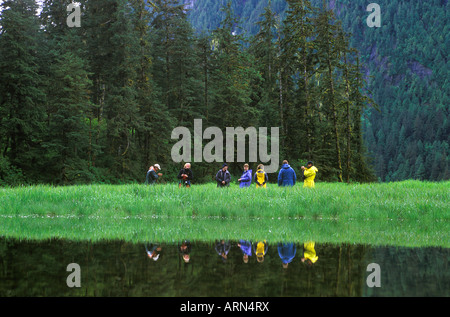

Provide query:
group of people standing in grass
left=146, top=160, right=318, bottom=188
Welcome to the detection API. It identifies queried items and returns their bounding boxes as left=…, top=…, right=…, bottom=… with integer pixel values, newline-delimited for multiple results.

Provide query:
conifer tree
left=209, top=1, right=260, bottom=129
left=249, top=1, right=280, bottom=128
left=314, top=0, right=343, bottom=182
left=0, top=0, right=46, bottom=182
left=39, top=0, right=93, bottom=183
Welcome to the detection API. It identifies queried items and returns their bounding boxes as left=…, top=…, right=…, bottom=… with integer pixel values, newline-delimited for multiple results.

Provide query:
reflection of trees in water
left=364, top=246, right=449, bottom=297
left=0, top=238, right=447, bottom=297
left=0, top=239, right=367, bottom=296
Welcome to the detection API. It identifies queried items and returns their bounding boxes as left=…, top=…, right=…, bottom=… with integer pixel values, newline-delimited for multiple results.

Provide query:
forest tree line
left=1, top=0, right=383, bottom=185
left=183, top=0, right=450, bottom=183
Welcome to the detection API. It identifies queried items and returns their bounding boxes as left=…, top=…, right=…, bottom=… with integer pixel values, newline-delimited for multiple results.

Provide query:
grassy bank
left=0, top=181, right=448, bottom=247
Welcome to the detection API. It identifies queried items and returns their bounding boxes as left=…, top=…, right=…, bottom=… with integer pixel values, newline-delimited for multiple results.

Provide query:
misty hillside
left=183, top=0, right=450, bottom=181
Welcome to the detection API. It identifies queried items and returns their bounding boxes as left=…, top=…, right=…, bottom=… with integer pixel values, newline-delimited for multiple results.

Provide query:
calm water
left=0, top=238, right=448, bottom=297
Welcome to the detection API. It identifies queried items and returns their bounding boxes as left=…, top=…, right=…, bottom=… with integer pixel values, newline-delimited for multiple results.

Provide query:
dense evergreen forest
left=183, top=0, right=450, bottom=182
left=0, top=0, right=447, bottom=186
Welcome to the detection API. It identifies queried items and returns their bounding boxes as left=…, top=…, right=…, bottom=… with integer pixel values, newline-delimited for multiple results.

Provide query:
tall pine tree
left=0, top=0, right=46, bottom=183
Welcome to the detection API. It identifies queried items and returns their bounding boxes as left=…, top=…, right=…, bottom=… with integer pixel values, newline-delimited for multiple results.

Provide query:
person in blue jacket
left=278, top=160, right=297, bottom=187
left=237, top=240, right=252, bottom=263
left=278, top=242, right=297, bottom=269
left=238, top=163, right=252, bottom=188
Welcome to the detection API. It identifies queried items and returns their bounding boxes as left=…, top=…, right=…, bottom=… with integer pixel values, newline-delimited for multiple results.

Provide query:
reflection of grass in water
left=0, top=181, right=448, bottom=247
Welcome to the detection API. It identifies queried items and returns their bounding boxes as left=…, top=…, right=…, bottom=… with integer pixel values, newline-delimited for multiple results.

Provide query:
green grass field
left=0, top=181, right=448, bottom=247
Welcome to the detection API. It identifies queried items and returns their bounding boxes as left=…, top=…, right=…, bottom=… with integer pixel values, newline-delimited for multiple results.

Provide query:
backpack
left=256, top=170, right=266, bottom=185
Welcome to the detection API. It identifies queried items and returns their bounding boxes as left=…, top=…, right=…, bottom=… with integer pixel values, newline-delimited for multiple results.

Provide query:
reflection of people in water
left=253, top=240, right=268, bottom=263
left=145, top=243, right=162, bottom=261
left=277, top=242, right=296, bottom=269
left=215, top=240, right=231, bottom=262
left=301, top=241, right=319, bottom=266
left=178, top=240, right=192, bottom=263
left=237, top=240, right=252, bottom=263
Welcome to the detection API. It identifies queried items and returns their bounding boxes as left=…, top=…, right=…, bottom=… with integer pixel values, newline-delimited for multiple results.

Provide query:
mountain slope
left=183, top=0, right=450, bottom=181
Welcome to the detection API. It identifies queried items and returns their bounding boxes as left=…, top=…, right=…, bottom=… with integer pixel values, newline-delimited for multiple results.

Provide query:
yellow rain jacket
left=255, top=169, right=268, bottom=188
left=255, top=240, right=268, bottom=257
left=303, top=166, right=318, bottom=188
left=303, top=242, right=318, bottom=264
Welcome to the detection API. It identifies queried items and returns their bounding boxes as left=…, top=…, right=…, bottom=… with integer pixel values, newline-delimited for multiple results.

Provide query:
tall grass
left=0, top=181, right=448, bottom=247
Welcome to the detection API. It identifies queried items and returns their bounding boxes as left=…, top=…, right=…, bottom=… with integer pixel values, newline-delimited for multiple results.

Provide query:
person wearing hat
left=145, top=164, right=163, bottom=185
left=215, top=163, right=231, bottom=188
left=301, top=161, right=318, bottom=188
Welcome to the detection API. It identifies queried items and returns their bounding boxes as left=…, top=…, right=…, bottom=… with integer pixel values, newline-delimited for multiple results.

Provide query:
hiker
left=145, top=243, right=162, bottom=262
left=215, top=163, right=231, bottom=187
left=254, top=164, right=269, bottom=188
left=277, top=160, right=297, bottom=187
left=237, top=240, right=252, bottom=264
left=253, top=240, right=268, bottom=263
left=215, top=240, right=231, bottom=262
left=178, top=240, right=192, bottom=263
left=277, top=242, right=296, bottom=269
left=238, top=163, right=252, bottom=188
left=301, top=161, right=319, bottom=188
left=301, top=241, right=319, bottom=266
left=177, top=163, right=193, bottom=188
left=145, top=164, right=162, bottom=185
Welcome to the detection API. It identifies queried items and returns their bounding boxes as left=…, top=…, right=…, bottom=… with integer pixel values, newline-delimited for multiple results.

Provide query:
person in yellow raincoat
left=301, top=161, right=318, bottom=188
left=254, top=164, right=269, bottom=188
left=301, top=241, right=318, bottom=266
left=253, top=240, right=268, bottom=263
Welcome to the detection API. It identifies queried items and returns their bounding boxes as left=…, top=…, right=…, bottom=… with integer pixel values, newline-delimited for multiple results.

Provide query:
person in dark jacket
left=238, top=163, right=252, bottom=188
left=178, top=240, right=191, bottom=263
left=177, top=163, right=193, bottom=188
left=216, top=163, right=231, bottom=187
left=215, top=240, right=231, bottom=262
left=145, top=164, right=162, bottom=185
left=278, top=160, right=297, bottom=187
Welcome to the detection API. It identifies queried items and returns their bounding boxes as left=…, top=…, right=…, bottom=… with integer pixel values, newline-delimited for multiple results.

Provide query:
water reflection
left=214, top=240, right=231, bottom=262
left=254, top=240, right=269, bottom=263
left=178, top=240, right=191, bottom=263
left=278, top=242, right=296, bottom=269
left=237, top=240, right=252, bottom=263
left=145, top=242, right=162, bottom=261
left=0, top=238, right=448, bottom=297
left=301, top=241, right=319, bottom=266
